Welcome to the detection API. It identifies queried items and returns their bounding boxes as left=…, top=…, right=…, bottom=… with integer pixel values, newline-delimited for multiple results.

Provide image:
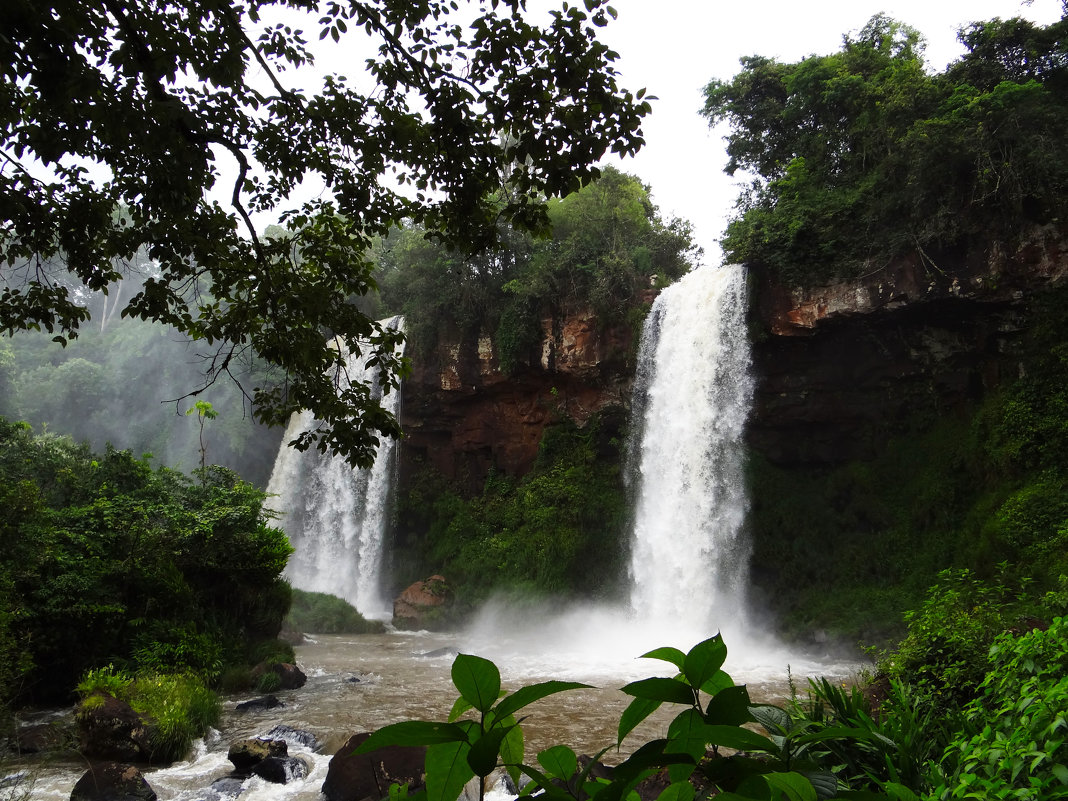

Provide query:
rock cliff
left=397, top=228, right=1067, bottom=482
left=747, top=227, right=1068, bottom=465
left=398, top=301, right=648, bottom=492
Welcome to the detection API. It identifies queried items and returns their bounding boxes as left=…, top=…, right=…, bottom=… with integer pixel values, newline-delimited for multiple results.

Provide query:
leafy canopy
left=0, top=0, right=651, bottom=466
left=702, top=11, right=1068, bottom=285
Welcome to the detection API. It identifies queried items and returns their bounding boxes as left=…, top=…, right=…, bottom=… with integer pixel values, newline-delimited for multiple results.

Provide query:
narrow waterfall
left=266, top=317, right=405, bottom=620
left=627, top=264, right=753, bottom=632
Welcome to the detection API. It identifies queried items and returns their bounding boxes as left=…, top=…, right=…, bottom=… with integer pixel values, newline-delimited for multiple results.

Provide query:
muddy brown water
left=12, top=628, right=855, bottom=800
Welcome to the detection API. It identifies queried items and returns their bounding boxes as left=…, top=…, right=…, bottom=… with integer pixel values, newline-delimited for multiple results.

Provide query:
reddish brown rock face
left=399, top=306, right=641, bottom=490
left=747, top=227, right=1068, bottom=465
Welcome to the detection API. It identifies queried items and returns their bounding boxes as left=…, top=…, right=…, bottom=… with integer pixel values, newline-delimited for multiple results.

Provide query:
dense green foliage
left=0, top=420, right=292, bottom=706
left=2, top=0, right=651, bottom=467
left=703, top=12, right=1068, bottom=285
left=76, top=665, right=221, bottom=763
left=780, top=616, right=1068, bottom=799
left=934, top=617, right=1068, bottom=800
left=749, top=288, right=1068, bottom=644
left=375, top=167, right=699, bottom=368
left=393, top=416, right=629, bottom=613
left=285, top=588, right=386, bottom=634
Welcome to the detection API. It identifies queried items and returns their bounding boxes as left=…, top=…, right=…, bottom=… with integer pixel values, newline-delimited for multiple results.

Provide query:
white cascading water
left=265, top=316, right=405, bottom=620
left=627, top=263, right=753, bottom=634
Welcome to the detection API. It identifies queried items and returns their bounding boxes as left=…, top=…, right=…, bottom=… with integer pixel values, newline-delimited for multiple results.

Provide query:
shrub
left=880, top=567, right=1035, bottom=713
left=933, top=617, right=1068, bottom=800
left=256, top=670, right=282, bottom=694
left=285, top=589, right=386, bottom=634
left=76, top=665, right=220, bottom=763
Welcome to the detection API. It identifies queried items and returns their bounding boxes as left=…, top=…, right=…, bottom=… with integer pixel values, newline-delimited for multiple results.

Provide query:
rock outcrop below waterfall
left=747, top=227, right=1068, bottom=465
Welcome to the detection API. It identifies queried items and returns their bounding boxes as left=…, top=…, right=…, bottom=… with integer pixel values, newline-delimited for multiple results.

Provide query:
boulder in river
left=70, top=762, right=157, bottom=801
left=392, top=575, right=452, bottom=630
left=227, top=737, right=287, bottom=773
left=251, top=661, right=307, bottom=690
left=266, top=724, right=321, bottom=751
left=235, top=695, right=283, bottom=712
left=252, top=755, right=310, bottom=784
left=76, top=694, right=153, bottom=762
left=322, top=732, right=426, bottom=801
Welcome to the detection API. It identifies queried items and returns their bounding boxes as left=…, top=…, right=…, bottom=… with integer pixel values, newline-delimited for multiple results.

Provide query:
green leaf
left=448, top=695, right=474, bottom=722
left=683, top=635, right=727, bottom=690
left=763, top=772, right=816, bottom=801
left=426, top=740, right=475, bottom=801
left=666, top=709, right=711, bottom=760
left=467, top=724, right=514, bottom=777
left=621, top=677, right=695, bottom=705
left=701, top=670, right=736, bottom=696
left=495, top=680, right=592, bottom=720
left=640, top=647, right=686, bottom=671
left=704, top=725, right=778, bottom=753
left=618, top=695, right=664, bottom=746
left=538, top=744, right=578, bottom=781
left=882, top=783, right=922, bottom=801
left=800, top=771, right=838, bottom=799
left=656, top=783, right=696, bottom=801
left=353, top=721, right=470, bottom=752
left=500, top=718, right=524, bottom=787
left=518, top=765, right=575, bottom=801
left=705, top=685, right=753, bottom=726
left=452, top=653, right=501, bottom=713
left=1052, top=763, right=1068, bottom=785
left=748, top=704, right=791, bottom=735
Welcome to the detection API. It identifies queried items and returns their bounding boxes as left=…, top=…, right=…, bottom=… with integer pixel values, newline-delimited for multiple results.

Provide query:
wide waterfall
left=265, top=317, right=405, bottom=620
left=627, top=263, right=753, bottom=633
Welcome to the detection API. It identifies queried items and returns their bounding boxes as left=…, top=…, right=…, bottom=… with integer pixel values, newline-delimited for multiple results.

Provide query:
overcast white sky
left=592, top=0, right=1064, bottom=264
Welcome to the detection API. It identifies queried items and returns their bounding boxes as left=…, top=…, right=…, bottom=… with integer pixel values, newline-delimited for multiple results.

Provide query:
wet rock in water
left=417, top=646, right=459, bottom=659
left=70, top=761, right=157, bottom=801
left=392, top=575, right=452, bottom=630
left=192, top=777, right=246, bottom=800
left=345, top=676, right=361, bottom=683
left=279, top=623, right=306, bottom=646
left=266, top=724, right=321, bottom=752
left=322, top=732, right=426, bottom=801
left=76, top=694, right=153, bottom=762
left=252, top=755, right=310, bottom=784
left=0, top=771, right=29, bottom=790
left=13, top=720, right=71, bottom=754
left=227, top=737, right=287, bottom=773
left=235, top=695, right=283, bottom=712
left=251, top=661, right=307, bottom=690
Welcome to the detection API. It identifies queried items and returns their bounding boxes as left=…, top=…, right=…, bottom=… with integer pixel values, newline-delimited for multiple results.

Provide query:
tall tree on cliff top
left=0, top=0, right=650, bottom=466
left=702, top=11, right=1068, bottom=286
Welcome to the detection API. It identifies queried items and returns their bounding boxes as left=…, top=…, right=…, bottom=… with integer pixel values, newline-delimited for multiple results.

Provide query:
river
left=14, top=622, right=853, bottom=801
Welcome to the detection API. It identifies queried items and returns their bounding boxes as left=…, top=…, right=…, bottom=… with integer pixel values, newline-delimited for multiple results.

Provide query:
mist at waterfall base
left=462, top=263, right=831, bottom=684
left=265, top=317, right=405, bottom=621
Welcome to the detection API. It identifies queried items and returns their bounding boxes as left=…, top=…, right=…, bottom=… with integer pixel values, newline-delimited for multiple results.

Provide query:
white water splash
left=627, top=264, right=753, bottom=635
left=266, top=317, right=405, bottom=620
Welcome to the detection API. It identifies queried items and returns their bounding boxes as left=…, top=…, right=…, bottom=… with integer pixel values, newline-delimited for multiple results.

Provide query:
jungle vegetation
left=702, top=11, right=1068, bottom=285
left=0, top=419, right=293, bottom=713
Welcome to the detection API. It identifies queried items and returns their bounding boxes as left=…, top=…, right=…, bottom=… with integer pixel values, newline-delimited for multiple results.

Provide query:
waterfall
left=266, top=317, right=405, bottom=621
left=627, top=264, right=753, bottom=632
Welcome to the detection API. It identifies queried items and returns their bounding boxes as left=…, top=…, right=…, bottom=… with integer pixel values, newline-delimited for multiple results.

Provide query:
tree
left=0, top=0, right=651, bottom=466
left=701, top=11, right=1068, bottom=285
